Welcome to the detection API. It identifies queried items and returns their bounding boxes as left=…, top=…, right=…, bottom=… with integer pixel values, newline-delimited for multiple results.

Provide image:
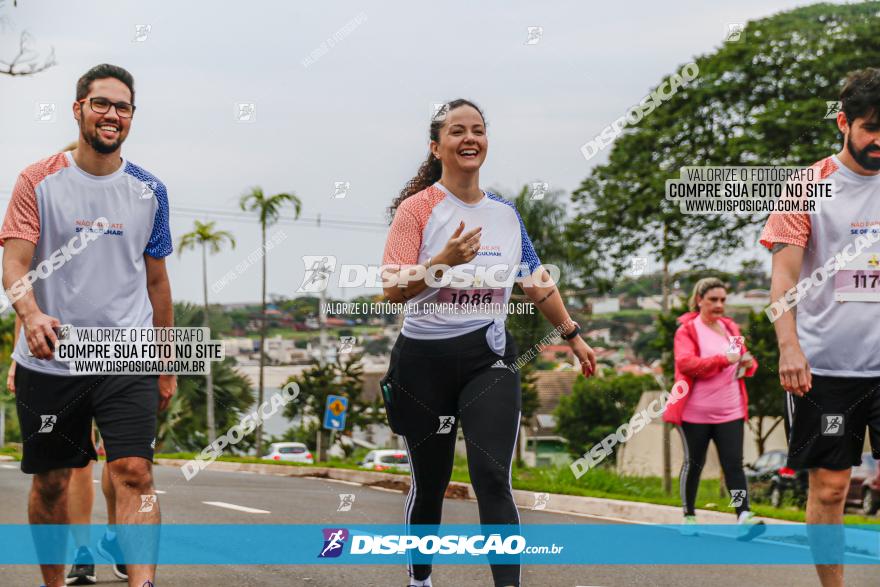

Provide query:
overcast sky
left=0, top=0, right=839, bottom=303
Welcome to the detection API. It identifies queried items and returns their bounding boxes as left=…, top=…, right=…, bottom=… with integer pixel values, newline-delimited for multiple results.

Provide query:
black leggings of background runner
left=676, top=419, right=750, bottom=517
left=385, top=322, right=522, bottom=587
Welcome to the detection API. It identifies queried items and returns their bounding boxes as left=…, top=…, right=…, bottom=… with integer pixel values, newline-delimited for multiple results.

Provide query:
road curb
left=156, top=458, right=787, bottom=525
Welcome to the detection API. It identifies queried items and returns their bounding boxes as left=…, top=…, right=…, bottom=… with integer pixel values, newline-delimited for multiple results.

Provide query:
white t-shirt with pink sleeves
left=760, top=155, right=880, bottom=377
left=0, top=151, right=172, bottom=376
left=382, top=182, right=542, bottom=355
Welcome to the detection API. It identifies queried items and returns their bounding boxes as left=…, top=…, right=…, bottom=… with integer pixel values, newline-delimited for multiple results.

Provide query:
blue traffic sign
left=323, top=395, right=348, bottom=431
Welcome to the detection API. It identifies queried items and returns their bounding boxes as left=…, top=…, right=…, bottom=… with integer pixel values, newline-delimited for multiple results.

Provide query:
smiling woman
left=378, top=99, right=596, bottom=587
left=388, top=99, right=488, bottom=218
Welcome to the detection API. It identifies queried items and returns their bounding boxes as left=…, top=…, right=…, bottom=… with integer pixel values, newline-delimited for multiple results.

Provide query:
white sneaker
left=680, top=514, right=699, bottom=536
left=736, top=511, right=766, bottom=541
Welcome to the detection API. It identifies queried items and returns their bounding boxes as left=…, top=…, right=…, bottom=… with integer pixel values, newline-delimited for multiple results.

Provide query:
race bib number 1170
left=834, top=270, right=880, bottom=302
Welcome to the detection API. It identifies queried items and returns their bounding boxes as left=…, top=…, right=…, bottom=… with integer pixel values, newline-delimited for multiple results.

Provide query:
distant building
left=539, top=344, right=574, bottom=363
left=260, top=336, right=311, bottom=364
left=585, top=328, right=611, bottom=344
left=530, top=371, right=581, bottom=435
left=636, top=295, right=664, bottom=311
left=615, top=363, right=662, bottom=377
left=223, top=338, right=256, bottom=357
left=586, top=297, right=620, bottom=314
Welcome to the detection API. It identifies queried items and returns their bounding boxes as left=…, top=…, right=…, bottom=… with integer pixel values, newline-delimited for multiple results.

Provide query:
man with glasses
left=1, top=64, right=175, bottom=587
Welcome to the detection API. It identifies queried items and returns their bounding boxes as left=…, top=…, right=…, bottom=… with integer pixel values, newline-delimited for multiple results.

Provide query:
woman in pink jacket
left=663, top=277, right=764, bottom=536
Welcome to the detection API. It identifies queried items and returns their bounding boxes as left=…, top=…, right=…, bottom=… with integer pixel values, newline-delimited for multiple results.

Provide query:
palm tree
left=239, top=187, right=301, bottom=456
left=177, top=220, right=236, bottom=442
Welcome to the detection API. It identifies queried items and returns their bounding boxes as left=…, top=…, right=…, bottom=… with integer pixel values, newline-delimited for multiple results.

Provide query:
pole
left=661, top=223, right=672, bottom=494
left=319, top=289, right=327, bottom=365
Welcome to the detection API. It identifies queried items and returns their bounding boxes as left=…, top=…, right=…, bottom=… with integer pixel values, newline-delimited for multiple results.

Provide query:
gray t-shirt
left=760, top=155, right=880, bottom=377
left=0, top=151, right=172, bottom=375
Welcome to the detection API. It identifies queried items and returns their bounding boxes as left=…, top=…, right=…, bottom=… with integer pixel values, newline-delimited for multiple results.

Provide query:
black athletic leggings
left=676, top=419, right=750, bottom=517
left=385, top=322, right=522, bottom=587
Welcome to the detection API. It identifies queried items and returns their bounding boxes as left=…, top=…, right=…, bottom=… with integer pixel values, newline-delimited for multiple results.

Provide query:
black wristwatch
left=560, top=322, right=581, bottom=341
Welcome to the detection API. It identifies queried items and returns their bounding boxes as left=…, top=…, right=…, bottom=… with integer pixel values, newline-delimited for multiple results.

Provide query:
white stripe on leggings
left=676, top=425, right=690, bottom=516
left=509, top=410, right=522, bottom=587
left=403, top=436, right=417, bottom=580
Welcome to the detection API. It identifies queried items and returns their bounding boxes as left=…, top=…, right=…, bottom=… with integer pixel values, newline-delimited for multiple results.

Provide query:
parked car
left=744, top=449, right=807, bottom=508
left=263, top=442, right=314, bottom=464
left=359, top=449, right=410, bottom=473
left=847, top=453, right=880, bottom=516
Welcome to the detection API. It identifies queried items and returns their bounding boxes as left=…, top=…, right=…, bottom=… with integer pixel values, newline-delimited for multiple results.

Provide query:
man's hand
left=779, top=343, right=811, bottom=396
left=23, top=311, right=60, bottom=360
left=6, top=360, right=15, bottom=394
left=158, top=374, right=177, bottom=411
left=567, top=336, right=596, bottom=377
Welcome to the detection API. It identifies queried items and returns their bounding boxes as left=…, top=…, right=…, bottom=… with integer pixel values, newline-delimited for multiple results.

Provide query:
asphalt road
left=0, top=462, right=875, bottom=586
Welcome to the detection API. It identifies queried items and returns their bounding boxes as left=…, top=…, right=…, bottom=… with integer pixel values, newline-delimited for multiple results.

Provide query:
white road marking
left=529, top=507, right=652, bottom=525
left=305, top=477, right=361, bottom=487
left=0, top=464, right=17, bottom=469
left=368, top=485, right=404, bottom=494
left=202, top=501, right=270, bottom=514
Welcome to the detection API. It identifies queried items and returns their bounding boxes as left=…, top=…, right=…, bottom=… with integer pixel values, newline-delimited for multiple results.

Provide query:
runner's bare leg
left=807, top=468, right=849, bottom=587
left=108, top=457, right=159, bottom=586
left=30, top=468, right=72, bottom=587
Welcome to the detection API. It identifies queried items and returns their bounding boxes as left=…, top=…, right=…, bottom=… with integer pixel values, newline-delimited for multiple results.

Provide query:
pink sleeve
left=674, top=324, right=730, bottom=379
left=759, top=211, right=810, bottom=250
left=383, top=204, right=423, bottom=266
left=758, top=157, right=839, bottom=251
left=0, top=173, right=40, bottom=246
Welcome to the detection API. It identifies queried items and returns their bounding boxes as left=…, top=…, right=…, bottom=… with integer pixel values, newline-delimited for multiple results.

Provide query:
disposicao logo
left=318, top=528, right=349, bottom=558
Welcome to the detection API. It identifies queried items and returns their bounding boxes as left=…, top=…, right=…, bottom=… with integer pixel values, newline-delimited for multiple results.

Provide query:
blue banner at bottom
left=1, top=524, right=878, bottom=565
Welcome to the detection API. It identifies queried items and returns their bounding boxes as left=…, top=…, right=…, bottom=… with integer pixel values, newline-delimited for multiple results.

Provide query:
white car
left=359, top=449, right=410, bottom=473
left=263, top=442, right=314, bottom=464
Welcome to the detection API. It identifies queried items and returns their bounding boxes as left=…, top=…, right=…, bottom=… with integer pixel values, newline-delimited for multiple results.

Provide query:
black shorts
left=15, top=364, right=159, bottom=474
left=786, top=374, right=880, bottom=471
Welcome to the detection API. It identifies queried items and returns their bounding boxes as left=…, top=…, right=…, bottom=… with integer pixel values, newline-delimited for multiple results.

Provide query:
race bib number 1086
left=436, top=288, right=503, bottom=307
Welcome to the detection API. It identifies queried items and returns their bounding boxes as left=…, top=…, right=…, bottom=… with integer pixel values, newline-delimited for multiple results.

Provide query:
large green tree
left=569, top=1, right=880, bottom=296
left=239, top=187, right=302, bottom=456
left=177, top=220, right=236, bottom=442
left=569, top=1, right=880, bottom=490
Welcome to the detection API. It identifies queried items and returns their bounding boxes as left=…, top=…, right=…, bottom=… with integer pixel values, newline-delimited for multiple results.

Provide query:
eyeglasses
left=79, top=97, right=136, bottom=118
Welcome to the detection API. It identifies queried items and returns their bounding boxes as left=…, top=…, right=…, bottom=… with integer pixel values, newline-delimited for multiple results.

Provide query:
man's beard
left=81, top=124, right=123, bottom=154
left=847, top=134, right=880, bottom=171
